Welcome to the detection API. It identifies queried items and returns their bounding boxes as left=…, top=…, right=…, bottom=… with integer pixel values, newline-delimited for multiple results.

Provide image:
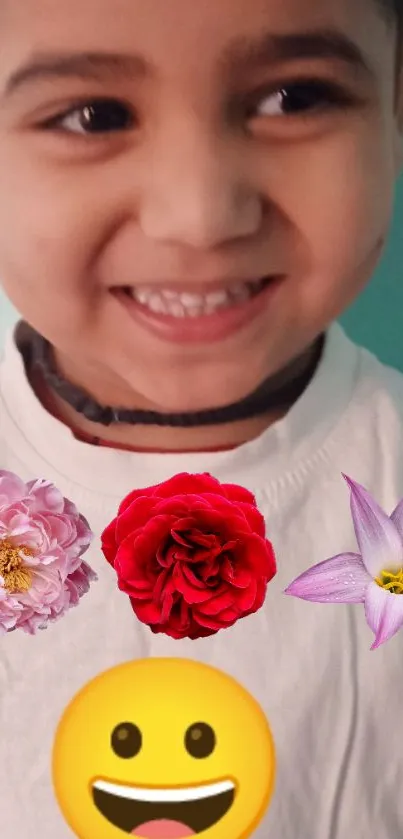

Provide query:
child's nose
left=137, top=135, right=263, bottom=249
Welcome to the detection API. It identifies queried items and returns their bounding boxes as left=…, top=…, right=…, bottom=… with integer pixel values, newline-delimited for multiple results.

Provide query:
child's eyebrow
left=2, top=52, right=150, bottom=98
left=221, top=27, right=374, bottom=79
left=2, top=26, right=373, bottom=99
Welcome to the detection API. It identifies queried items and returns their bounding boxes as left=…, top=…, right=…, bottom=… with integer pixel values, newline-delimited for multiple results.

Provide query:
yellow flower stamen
left=375, top=568, right=403, bottom=595
left=0, top=538, right=33, bottom=593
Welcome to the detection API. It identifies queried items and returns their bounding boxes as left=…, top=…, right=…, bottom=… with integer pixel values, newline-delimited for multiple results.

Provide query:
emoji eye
left=185, top=722, right=216, bottom=758
left=111, top=722, right=142, bottom=758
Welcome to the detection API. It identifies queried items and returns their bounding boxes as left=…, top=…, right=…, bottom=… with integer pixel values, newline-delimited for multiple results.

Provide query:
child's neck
left=21, top=324, right=322, bottom=454
left=30, top=365, right=286, bottom=452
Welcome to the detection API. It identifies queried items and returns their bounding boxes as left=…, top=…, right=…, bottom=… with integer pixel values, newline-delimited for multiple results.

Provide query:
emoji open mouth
left=92, top=778, right=235, bottom=837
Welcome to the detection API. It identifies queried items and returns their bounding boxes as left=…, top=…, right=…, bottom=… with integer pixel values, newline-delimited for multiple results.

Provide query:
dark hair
left=377, top=0, right=403, bottom=25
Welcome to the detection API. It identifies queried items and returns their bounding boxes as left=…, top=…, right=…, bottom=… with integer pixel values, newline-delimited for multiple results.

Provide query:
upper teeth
left=92, top=778, right=235, bottom=803
left=129, top=280, right=263, bottom=317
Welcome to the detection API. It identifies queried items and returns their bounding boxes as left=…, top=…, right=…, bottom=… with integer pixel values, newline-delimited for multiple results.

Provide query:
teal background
left=340, top=179, right=403, bottom=371
left=1, top=180, right=403, bottom=369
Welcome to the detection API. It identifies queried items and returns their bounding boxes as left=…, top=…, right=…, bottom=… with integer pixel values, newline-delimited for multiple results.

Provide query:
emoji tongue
left=133, top=821, right=195, bottom=838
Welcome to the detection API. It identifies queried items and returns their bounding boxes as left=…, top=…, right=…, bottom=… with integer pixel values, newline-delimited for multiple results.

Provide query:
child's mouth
left=112, top=276, right=283, bottom=344
left=122, top=278, right=267, bottom=318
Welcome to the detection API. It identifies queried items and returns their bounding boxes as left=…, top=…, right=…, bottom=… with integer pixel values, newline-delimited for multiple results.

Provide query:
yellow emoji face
left=52, top=658, right=275, bottom=839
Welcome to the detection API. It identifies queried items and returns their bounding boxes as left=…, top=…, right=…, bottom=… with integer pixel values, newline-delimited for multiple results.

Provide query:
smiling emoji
left=52, top=658, right=275, bottom=839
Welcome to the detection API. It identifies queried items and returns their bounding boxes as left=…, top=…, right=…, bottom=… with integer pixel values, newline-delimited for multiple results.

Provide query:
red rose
left=102, top=472, right=276, bottom=640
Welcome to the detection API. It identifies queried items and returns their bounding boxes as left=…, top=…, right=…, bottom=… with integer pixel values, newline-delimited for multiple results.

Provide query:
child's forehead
left=0, top=0, right=386, bottom=96
left=0, top=0, right=380, bottom=53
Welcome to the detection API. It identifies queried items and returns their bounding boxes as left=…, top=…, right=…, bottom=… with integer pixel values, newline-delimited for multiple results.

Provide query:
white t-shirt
left=1, top=321, right=403, bottom=839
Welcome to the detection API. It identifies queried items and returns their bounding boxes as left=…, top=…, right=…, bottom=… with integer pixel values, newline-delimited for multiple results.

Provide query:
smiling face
left=0, top=0, right=402, bottom=435
left=92, top=721, right=236, bottom=836
left=52, top=659, right=275, bottom=839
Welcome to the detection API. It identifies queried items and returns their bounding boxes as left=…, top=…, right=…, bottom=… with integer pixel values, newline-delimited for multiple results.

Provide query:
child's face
left=0, top=0, right=401, bottom=412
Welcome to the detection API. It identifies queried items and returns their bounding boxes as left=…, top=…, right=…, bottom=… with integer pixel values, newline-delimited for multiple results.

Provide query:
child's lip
left=111, top=275, right=284, bottom=345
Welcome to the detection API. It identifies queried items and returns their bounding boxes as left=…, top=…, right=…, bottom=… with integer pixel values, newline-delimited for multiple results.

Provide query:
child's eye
left=40, top=80, right=352, bottom=139
left=248, top=79, right=354, bottom=120
left=42, top=98, right=135, bottom=135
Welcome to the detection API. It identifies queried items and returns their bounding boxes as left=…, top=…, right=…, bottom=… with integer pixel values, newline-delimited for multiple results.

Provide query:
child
left=1, top=0, right=403, bottom=836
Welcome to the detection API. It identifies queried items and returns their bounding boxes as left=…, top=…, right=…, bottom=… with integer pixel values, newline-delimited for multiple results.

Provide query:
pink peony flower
left=285, top=475, right=403, bottom=650
left=0, top=470, right=97, bottom=635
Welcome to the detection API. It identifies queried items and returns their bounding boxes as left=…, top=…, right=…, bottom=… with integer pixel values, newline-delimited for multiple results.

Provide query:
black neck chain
left=21, top=325, right=325, bottom=428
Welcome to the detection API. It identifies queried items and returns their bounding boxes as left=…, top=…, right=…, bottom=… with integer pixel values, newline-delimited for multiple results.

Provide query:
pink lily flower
left=285, top=475, right=403, bottom=650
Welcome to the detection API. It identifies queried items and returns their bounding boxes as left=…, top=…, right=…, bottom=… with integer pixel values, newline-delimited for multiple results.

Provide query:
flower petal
left=0, top=471, right=27, bottom=509
left=115, top=497, right=159, bottom=542
left=232, top=502, right=267, bottom=538
left=364, top=581, right=403, bottom=649
left=221, top=483, right=258, bottom=506
left=101, top=519, right=118, bottom=565
left=390, top=497, right=403, bottom=540
left=26, top=480, right=65, bottom=514
left=285, top=552, right=370, bottom=603
left=343, top=475, right=403, bottom=577
left=153, top=473, right=224, bottom=499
